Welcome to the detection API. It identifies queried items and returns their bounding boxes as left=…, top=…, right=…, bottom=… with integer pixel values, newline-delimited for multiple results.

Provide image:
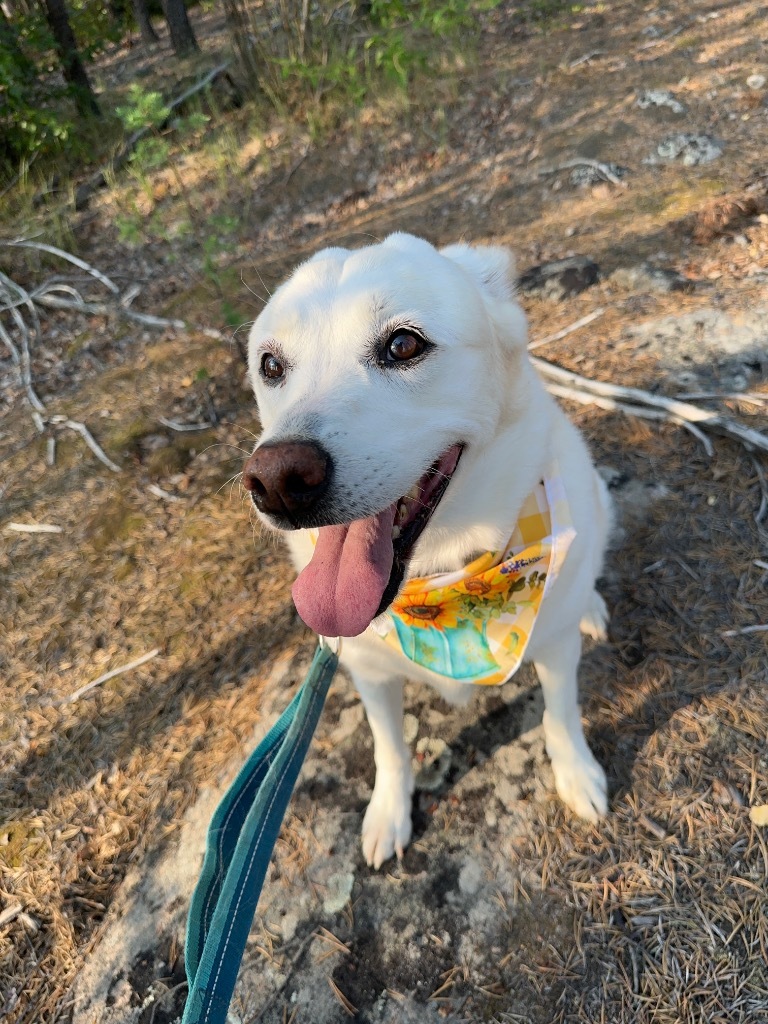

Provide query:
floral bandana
left=372, top=472, right=575, bottom=685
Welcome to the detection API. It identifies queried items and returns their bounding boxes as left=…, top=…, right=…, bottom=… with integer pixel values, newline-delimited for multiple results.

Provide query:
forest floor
left=2, top=1, right=768, bottom=1022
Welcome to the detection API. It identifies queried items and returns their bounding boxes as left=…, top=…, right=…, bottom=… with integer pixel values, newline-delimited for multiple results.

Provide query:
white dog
left=243, top=233, right=611, bottom=868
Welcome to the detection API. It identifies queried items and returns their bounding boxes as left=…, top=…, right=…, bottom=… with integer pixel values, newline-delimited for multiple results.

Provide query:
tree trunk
left=41, top=0, right=101, bottom=117
left=131, top=0, right=159, bottom=43
left=162, top=0, right=198, bottom=56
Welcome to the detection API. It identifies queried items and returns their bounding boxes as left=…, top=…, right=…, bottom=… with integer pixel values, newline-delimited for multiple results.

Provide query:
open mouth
left=292, top=443, right=464, bottom=638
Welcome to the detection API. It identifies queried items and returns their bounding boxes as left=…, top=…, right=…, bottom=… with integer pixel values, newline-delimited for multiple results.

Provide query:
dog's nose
left=243, top=441, right=331, bottom=517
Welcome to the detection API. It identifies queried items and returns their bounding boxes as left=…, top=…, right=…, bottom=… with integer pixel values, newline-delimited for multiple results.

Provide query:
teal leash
left=182, top=641, right=339, bottom=1024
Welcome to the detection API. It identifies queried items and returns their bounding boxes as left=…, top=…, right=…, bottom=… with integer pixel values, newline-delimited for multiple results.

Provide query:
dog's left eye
left=383, top=330, right=427, bottom=364
left=261, top=352, right=286, bottom=382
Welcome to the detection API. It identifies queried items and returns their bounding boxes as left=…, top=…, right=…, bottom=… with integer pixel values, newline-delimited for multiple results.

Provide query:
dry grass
left=2, top=0, right=768, bottom=1021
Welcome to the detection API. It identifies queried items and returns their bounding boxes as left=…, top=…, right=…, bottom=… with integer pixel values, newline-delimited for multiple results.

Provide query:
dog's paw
left=543, top=710, right=607, bottom=823
left=550, top=747, right=607, bottom=822
left=362, top=768, right=414, bottom=869
left=579, top=591, right=609, bottom=642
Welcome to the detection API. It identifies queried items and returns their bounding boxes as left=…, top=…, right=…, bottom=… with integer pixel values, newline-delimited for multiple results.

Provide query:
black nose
left=243, top=440, right=331, bottom=518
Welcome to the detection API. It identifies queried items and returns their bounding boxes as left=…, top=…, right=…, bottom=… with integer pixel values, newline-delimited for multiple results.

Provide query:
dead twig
left=158, top=417, right=212, bottom=432
left=0, top=269, right=46, bottom=413
left=5, top=522, right=62, bottom=534
left=56, top=648, right=161, bottom=705
left=722, top=624, right=768, bottom=637
left=569, top=50, right=604, bottom=68
left=32, top=290, right=185, bottom=330
left=544, top=382, right=715, bottom=456
left=638, top=24, right=684, bottom=51
left=327, top=977, right=357, bottom=1016
left=147, top=484, right=181, bottom=502
left=254, top=930, right=318, bottom=1022
left=538, top=158, right=627, bottom=188
left=534, top=356, right=768, bottom=454
left=4, top=239, right=120, bottom=294
left=751, top=458, right=768, bottom=526
left=0, top=904, right=24, bottom=928
left=528, top=308, right=606, bottom=351
left=677, top=391, right=768, bottom=405
left=61, top=419, right=122, bottom=473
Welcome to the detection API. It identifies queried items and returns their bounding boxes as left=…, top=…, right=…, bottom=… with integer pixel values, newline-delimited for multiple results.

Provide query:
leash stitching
left=199, top=667, right=326, bottom=1022
left=200, top=740, right=278, bottom=942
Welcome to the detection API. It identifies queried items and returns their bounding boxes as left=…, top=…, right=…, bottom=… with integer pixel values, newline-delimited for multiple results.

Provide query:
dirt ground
left=2, top=0, right=768, bottom=1022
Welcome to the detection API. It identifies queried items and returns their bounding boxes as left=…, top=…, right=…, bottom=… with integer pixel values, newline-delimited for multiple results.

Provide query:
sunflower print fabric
left=376, top=472, right=575, bottom=685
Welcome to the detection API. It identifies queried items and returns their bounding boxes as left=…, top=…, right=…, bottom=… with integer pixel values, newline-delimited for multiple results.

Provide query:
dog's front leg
left=351, top=672, right=414, bottom=869
left=533, top=628, right=607, bottom=822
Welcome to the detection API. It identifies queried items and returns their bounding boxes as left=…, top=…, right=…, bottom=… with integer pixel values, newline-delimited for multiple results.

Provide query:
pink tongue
left=292, top=505, right=396, bottom=637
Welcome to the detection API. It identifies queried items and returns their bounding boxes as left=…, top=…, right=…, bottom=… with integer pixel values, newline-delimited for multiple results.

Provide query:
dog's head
left=244, top=233, right=529, bottom=637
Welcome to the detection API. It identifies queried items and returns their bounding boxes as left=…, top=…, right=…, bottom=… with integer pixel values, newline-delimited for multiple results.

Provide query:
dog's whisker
left=216, top=471, right=244, bottom=498
left=231, top=427, right=261, bottom=445
left=203, top=442, right=253, bottom=457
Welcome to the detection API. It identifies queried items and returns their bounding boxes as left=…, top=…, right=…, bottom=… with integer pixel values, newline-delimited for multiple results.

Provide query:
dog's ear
left=303, top=246, right=351, bottom=266
left=440, top=243, right=516, bottom=303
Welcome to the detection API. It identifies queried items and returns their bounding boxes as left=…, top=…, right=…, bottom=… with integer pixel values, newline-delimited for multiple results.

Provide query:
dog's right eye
left=261, top=353, right=285, bottom=382
left=381, top=329, right=430, bottom=366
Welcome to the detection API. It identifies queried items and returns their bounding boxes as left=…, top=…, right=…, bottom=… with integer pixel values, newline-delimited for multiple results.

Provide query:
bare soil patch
left=2, top=1, right=767, bottom=1022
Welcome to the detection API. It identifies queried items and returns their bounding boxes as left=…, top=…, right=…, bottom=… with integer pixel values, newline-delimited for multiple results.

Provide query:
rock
left=322, top=871, right=355, bottom=914
left=636, top=89, right=686, bottom=114
left=610, top=264, right=699, bottom=293
left=649, top=133, right=724, bottom=166
left=746, top=74, right=766, bottom=90
left=622, top=306, right=768, bottom=389
left=458, top=858, right=484, bottom=896
left=518, top=256, right=600, bottom=299
left=414, top=737, right=452, bottom=791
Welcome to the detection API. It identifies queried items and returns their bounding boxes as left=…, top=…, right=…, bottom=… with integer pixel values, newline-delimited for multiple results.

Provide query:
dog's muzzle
left=243, top=440, right=332, bottom=522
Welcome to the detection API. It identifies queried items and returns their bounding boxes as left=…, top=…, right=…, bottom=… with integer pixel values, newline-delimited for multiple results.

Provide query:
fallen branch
left=33, top=290, right=185, bottom=330
left=61, top=419, right=122, bottom=473
left=544, top=382, right=715, bottom=455
left=72, top=61, right=233, bottom=210
left=0, top=904, right=23, bottom=928
left=677, top=391, right=768, bottom=405
left=158, top=416, right=212, bottom=432
left=147, top=483, right=181, bottom=501
left=534, top=356, right=768, bottom=454
left=0, top=269, right=46, bottom=413
left=722, top=624, right=768, bottom=638
left=57, top=648, right=161, bottom=705
left=5, top=522, right=63, bottom=534
left=638, top=24, right=684, bottom=51
left=528, top=308, right=605, bottom=351
left=4, top=239, right=120, bottom=294
left=569, top=50, right=604, bottom=68
left=538, top=158, right=627, bottom=188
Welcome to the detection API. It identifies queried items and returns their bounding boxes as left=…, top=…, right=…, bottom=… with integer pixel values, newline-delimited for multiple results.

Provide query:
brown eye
left=385, top=330, right=426, bottom=363
left=261, top=353, right=285, bottom=381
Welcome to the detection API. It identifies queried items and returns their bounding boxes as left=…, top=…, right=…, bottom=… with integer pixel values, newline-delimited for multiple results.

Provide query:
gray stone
left=458, top=857, right=484, bottom=896
left=624, top=306, right=768, bottom=388
left=518, top=256, right=600, bottom=300
left=322, top=871, right=355, bottom=914
left=414, top=737, right=452, bottom=791
left=650, top=133, right=724, bottom=165
left=636, top=88, right=686, bottom=114
left=610, top=264, right=698, bottom=293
